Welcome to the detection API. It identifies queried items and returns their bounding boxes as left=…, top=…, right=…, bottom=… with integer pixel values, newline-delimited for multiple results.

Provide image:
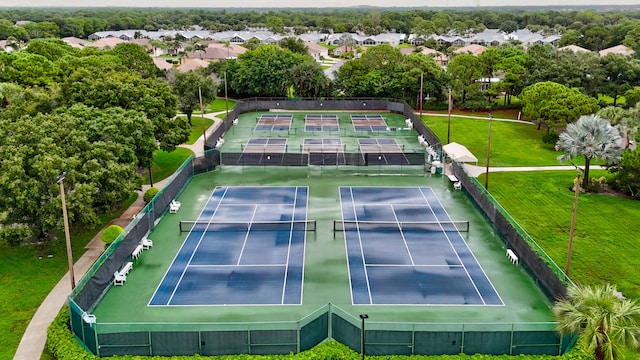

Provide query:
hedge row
left=47, top=308, right=593, bottom=360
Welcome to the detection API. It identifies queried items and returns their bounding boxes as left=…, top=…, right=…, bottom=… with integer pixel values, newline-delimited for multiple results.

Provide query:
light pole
left=360, top=314, right=368, bottom=360
left=484, top=113, right=493, bottom=190
left=57, top=172, right=75, bottom=290
left=198, top=85, right=206, bottom=145
left=446, top=87, right=452, bottom=144
left=224, top=70, right=229, bottom=119
left=419, top=72, right=424, bottom=114
left=565, top=168, right=582, bottom=277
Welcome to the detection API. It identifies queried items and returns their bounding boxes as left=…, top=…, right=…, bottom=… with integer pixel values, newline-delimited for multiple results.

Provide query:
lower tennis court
left=149, top=186, right=311, bottom=306
left=339, top=186, right=503, bottom=305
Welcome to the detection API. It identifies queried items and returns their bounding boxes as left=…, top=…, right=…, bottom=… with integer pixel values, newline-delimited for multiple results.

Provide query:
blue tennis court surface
left=149, top=186, right=308, bottom=306
left=339, top=186, right=503, bottom=305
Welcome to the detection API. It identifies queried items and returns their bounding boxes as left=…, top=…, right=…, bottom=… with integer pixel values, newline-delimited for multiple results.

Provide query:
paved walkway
left=13, top=112, right=225, bottom=360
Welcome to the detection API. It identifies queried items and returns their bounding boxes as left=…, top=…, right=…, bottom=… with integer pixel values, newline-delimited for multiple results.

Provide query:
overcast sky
left=2, top=0, right=639, bottom=8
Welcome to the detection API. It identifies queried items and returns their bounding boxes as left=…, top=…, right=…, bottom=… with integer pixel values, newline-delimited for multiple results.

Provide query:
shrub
left=47, top=307, right=97, bottom=360
left=143, top=187, right=159, bottom=203
left=0, top=225, right=33, bottom=246
left=458, top=99, right=493, bottom=112
left=100, top=225, right=124, bottom=246
left=542, top=128, right=560, bottom=145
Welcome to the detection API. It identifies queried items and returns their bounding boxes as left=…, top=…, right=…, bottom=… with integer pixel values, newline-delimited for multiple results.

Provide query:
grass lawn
left=486, top=170, right=640, bottom=298
left=206, top=98, right=236, bottom=113
left=0, top=193, right=137, bottom=360
left=148, top=147, right=194, bottom=185
left=179, top=116, right=215, bottom=145
left=423, top=115, right=561, bottom=166
left=599, top=93, right=626, bottom=106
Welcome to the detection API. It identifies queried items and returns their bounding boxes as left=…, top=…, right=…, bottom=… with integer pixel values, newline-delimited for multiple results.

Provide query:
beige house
left=558, top=45, right=591, bottom=53
left=599, top=45, right=635, bottom=57
left=88, top=37, right=125, bottom=49
left=452, top=44, right=487, bottom=56
left=305, top=41, right=329, bottom=61
left=152, top=58, right=173, bottom=71
left=176, top=59, right=209, bottom=73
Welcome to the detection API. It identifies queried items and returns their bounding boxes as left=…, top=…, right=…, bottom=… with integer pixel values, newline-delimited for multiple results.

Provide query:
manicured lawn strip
left=423, top=115, right=561, bottom=166
left=423, top=109, right=521, bottom=120
left=206, top=98, right=237, bottom=113
left=180, top=116, right=215, bottom=145
left=0, top=192, right=136, bottom=360
left=486, top=170, right=640, bottom=298
left=149, top=147, right=194, bottom=184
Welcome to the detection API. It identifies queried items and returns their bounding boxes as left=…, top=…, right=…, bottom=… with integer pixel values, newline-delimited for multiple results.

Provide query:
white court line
left=162, top=187, right=229, bottom=306
left=417, top=187, right=486, bottom=305
left=349, top=186, right=373, bottom=304
left=280, top=188, right=299, bottom=304
left=391, top=204, right=415, bottom=266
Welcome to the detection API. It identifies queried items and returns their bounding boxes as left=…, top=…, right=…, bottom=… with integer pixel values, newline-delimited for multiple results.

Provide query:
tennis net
left=333, top=220, right=469, bottom=232
left=180, top=220, right=316, bottom=232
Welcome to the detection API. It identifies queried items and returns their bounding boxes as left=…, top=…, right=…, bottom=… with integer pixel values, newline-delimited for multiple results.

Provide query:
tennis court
left=302, top=138, right=346, bottom=165
left=255, top=114, right=293, bottom=131
left=305, top=114, right=340, bottom=132
left=237, top=138, right=287, bottom=165
left=339, top=186, right=503, bottom=306
left=149, top=186, right=311, bottom=306
left=358, top=138, right=409, bottom=165
left=351, top=114, right=389, bottom=132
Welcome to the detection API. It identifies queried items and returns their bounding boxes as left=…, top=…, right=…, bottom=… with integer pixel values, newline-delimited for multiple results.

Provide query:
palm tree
left=193, top=43, right=207, bottom=59
left=553, top=284, right=640, bottom=360
left=556, top=115, right=623, bottom=189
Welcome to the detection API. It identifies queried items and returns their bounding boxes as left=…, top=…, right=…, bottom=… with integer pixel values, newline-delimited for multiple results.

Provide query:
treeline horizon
left=1, top=7, right=640, bottom=41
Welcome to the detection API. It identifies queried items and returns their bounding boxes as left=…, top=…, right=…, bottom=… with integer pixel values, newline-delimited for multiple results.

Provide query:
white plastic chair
left=113, top=271, right=126, bottom=286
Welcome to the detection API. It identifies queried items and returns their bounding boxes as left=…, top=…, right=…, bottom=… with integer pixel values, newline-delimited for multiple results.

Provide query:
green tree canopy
left=171, top=70, right=217, bottom=125
left=553, top=284, right=640, bottom=360
left=232, top=45, right=308, bottom=97
left=521, top=81, right=599, bottom=131
left=556, top=114, right=622, bottom=188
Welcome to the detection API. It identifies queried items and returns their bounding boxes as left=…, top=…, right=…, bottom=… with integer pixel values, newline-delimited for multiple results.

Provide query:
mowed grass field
left=424, top=115, right=561, bottom=166
left=0, top=193, right=137, bottom=360
left=487, top=170, right=640, bottom=298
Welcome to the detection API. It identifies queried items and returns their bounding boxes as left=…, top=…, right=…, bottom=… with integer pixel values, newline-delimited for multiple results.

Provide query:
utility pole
left=224, top=70, right=229, bottom=119
left=447, top=87, right=452, bottom=144
left=484, top=113, right=493, bottom=190
left=199, top=85, right=206, bottom=146
left=57, top=172, right=75, bottom=290
left=419, top=72, right=423, bottom=115
left=565, top=171, right=581, bottom=277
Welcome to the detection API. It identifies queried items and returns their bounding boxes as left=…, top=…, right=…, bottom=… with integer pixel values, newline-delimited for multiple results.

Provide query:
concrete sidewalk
left=463, top=164, right=580, bottom=177
left=13, top=112, right=225, bottom=360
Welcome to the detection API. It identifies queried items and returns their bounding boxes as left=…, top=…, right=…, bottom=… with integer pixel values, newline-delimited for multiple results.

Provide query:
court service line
left=280, top=187, right=299, bottom=304
left=418, top=187, right=485, bottom=305
left=423, top=187, right=505, bottom=306
left=165, top=186, right=229, bottom=306
left=349, top=186, right=374, bottom=305
left=391, top=205, right=415, bottom=266
left=236, top=205, right=259, bottom=266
